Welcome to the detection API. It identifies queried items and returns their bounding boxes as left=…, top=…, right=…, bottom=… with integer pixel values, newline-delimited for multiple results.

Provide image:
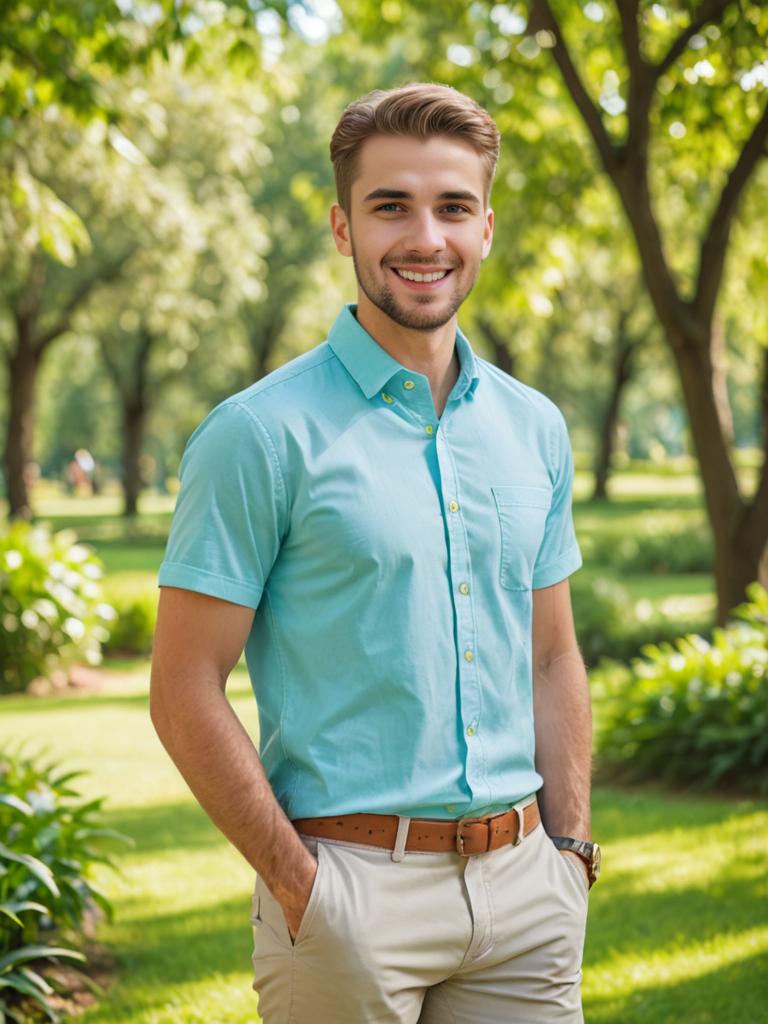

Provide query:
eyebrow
left=362, top=188, right=482, bottom=206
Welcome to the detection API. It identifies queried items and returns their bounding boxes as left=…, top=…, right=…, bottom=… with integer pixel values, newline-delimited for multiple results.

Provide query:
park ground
left=2, top=461, right=768, bottom=1023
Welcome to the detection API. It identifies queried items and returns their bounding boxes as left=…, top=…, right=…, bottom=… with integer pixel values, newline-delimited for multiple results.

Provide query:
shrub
left=571, top=574, right=712, bottom=666
left=0, top=522, right=116, bottom=694
left=570, top=574, right=634, bottom=665
left=102, top=590, right=156, bottom=656
left=582, top=521, right=713, bottom=574
left=595, top=582, right=768, bottom=793
left=0, top=748, right=131, bottom=1021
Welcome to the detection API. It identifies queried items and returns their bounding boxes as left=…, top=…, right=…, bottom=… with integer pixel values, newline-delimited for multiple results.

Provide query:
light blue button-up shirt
left=159, top=304, right=582, bottom=820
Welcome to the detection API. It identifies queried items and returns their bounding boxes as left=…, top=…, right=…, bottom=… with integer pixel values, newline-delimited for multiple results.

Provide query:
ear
left=481, top=207, right=494, bottom=261
left=330, top=204, right=352, bottom=257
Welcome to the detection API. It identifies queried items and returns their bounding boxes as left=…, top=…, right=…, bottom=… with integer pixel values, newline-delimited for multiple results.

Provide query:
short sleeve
left=532, top=410, right=582, bottom=589
left=158, top=401, right=287, bottom=608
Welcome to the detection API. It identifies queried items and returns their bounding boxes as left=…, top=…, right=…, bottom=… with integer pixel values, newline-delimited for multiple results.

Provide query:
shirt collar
left=327, top=304, right=481, bottom=401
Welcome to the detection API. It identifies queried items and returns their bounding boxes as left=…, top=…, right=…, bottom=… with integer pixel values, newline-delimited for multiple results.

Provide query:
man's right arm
left=149, top=585, right=316, bottom=939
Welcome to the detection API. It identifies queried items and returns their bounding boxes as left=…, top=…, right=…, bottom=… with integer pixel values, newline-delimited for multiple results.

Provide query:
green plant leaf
left=0, top=944, right=86, bottom=973
left=0, top=844, right=60, bottom=898
left=0, top=795, right=34, bottom=816
left=0, top=970, right=59, bottom=1020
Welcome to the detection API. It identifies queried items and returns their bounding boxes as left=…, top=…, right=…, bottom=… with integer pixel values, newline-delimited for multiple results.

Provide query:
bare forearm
left=533, top=649, right=592, bottom=838
left=150, top=679, right=309, bottom=906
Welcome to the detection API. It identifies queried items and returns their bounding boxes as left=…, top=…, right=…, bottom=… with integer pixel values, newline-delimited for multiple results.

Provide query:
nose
left=404, top=211, right=446, bottom=254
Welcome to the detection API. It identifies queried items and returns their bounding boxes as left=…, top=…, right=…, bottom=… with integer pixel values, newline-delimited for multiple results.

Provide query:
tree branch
left=35, top=247, right=137, bottom=354
left=693, top=99, right=768, bottom=325
left=615, top=0, right=655, bottom=159
left=527, top=0, right=620, bottom=174
left=616, top=0, right=642, bottom=79
left=17, top=252, right=47, bottom=323
left=97, top=333, right=129, bottom=402
left=654, top=0, right=731, bottom=78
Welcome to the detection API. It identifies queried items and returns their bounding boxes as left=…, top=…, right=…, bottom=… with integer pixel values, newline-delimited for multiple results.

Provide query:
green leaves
left=595, top=582, right=768, bottom=792
left=0, top=521, right=116, bottom=693
left=0, top=749, right=131, bottom=1020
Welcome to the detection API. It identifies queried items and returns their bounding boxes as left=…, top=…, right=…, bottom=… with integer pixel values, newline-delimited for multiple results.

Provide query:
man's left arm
left=532, top=578, right=592, bottom=873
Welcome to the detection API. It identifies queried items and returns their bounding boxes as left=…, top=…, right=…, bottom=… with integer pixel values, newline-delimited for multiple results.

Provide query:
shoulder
left=476, top=356, right=567, bottom=431
left=229, top=342, right=338, bottom=413
left=192, top=341, right=341, bottom=441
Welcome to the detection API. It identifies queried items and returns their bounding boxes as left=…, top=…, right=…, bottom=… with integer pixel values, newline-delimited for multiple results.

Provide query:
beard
left=351, top=246, right=479, bottom=332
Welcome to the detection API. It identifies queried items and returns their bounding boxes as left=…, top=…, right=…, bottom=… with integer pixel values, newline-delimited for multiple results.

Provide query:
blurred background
left=0, top=2, right=767, bottom=1022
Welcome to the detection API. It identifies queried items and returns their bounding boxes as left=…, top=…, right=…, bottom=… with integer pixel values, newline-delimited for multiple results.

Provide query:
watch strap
left=550, top=836, right=599, bottom=886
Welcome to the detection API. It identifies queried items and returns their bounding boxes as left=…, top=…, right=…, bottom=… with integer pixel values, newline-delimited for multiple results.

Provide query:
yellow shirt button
left=459, top=582, right=469, bottom=595
left=425, top=425, right=434, bottom=435
left=403, top=380, right=416, bottom=390
left=466, top=725, right=475, bottom=737
left=449, top=501, right=459, bottom=513
left=447, top=804, right=456, bottom=814
left=381, top=392, right=394, bottom=404
left=464, top=649, right=474, bottom=663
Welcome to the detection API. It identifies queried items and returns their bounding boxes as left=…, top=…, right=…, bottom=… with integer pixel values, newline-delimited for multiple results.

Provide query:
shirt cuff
left=531, top=543, right=583, bottom=590
left=158, top=561, right=264, bottom=609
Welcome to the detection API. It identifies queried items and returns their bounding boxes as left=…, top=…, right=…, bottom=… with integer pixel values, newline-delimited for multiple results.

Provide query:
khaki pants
left=251, top=812, right=588, bottom=1023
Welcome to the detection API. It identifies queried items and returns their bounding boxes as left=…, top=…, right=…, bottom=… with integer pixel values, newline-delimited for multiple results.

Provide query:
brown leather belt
left=292, top=800, right=540, bottom=857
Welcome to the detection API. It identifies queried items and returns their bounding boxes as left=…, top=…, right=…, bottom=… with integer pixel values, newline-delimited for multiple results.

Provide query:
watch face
left=591, top=842, right=602, bottom=881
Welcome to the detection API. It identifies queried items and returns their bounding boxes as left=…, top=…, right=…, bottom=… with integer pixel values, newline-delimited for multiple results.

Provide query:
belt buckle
left=455, top=816, right=491, bottom=857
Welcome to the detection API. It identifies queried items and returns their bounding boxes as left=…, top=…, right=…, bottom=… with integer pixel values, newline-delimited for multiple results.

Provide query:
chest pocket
left=492, top=485, right=552, bottom=591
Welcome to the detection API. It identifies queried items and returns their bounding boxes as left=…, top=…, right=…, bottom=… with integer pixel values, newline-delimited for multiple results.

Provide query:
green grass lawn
left=3, top=464, right=761, bottom=1020
left=1, top=668, right=766, bottom=1024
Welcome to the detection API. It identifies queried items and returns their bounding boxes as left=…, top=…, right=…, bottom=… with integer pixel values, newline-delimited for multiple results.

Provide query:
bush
left=571, top=574, right=712, bottom=666
left=595, top=582, right=768, bottom=793
left=582, top=521, right=713, bottom=574
left=0, top=748, right=131, bottom=1021
left=102, top=590, right=156, bottom=656
left=0, top=522, right=116, bottom=694
left=570, top=574, right=635, bottom=665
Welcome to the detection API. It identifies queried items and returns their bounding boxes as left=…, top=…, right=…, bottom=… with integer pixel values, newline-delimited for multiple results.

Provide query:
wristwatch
left=550, top=836, right=601, bottom=888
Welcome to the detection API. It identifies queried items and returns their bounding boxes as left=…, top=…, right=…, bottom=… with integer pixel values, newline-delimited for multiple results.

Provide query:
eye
left=375, top=203, right=405, bottom=212
left=442, top=204, right=470, bottom=215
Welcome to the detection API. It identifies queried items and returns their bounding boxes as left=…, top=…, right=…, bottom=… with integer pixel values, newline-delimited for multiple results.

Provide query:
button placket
left=435, top=427, right=486, bottom=803
left=395, top=374, right=440, bottom=436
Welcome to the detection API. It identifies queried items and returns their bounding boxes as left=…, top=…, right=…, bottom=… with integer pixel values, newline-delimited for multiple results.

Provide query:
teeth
left=394, top=269, right=449, bottom=282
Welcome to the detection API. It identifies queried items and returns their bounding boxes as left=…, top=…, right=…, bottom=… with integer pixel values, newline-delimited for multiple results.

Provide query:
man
left=150, top=82, right=599, bottom=1024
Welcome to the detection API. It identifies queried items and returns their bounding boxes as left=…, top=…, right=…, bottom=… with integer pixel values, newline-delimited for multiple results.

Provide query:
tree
left=0, top=0, right=296, bottom=516
left=77, top=61, right=271, bottom=515
left=522, top=0, right=768, bottom=620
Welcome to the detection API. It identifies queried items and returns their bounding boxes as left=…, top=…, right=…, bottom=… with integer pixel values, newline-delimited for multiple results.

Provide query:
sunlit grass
left=1, top=672, right=766, bottom=1023
left=2, top=463, right=757, bottom=1019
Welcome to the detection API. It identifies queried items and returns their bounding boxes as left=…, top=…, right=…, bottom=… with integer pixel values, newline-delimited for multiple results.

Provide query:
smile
left=392, top=268, right=452, bottom=283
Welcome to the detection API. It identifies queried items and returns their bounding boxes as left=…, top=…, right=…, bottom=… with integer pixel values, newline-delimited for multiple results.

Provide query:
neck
left=355, top=293, right=460, bottom=417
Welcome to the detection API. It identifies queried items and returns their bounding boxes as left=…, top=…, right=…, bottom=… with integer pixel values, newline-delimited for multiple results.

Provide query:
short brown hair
left=330, top=83, right=500, bottom=212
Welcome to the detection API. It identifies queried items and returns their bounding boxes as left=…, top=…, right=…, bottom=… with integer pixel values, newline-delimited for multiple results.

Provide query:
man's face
left=330, top=134, right=494, bottom=332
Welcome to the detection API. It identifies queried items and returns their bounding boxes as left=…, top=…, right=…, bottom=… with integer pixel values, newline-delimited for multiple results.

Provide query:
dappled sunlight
left=589, top=925, right=768, bottom=990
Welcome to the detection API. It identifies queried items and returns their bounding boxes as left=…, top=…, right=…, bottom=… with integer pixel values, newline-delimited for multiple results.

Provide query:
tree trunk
left=3, top=322, right=39, bottom=519
left=670, top=334, right=767, bottom=622
left=476, top=317, right=517, bottom=378
left=122, top=400, right=146, bottom=518
left=250, top=315, right=284, bottom=384
left=592, top=324, right=636, bottom=500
